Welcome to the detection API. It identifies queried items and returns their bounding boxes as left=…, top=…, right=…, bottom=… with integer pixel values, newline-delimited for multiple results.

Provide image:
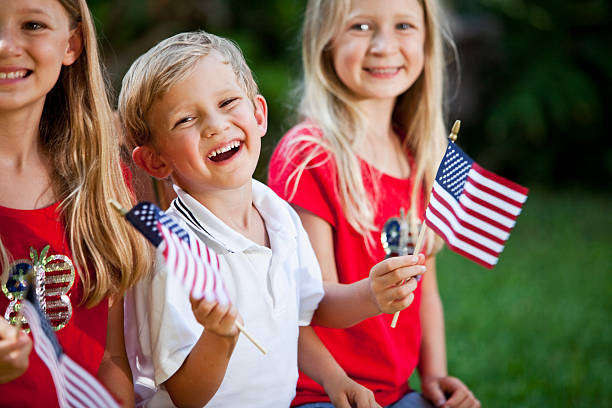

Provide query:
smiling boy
left=119, top=31, right=425, bottom=408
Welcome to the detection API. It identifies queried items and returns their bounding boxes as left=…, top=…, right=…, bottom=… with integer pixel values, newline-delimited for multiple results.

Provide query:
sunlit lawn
left=411, top=188, right=612, bottom=407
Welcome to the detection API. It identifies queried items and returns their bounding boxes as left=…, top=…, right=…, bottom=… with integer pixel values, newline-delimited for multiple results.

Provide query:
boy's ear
left=253, top=95, right=268, bottom=137
left=132, top=146, right=172, bottom=179
left=63, top=25, right=83, bottom=66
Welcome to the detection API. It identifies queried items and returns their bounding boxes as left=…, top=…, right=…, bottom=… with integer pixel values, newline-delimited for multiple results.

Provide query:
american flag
left=20, top=289, right=120, bottom=408
left=125, top=202, right=229, bottom=303
left=424, top=142, right=529, bottom=269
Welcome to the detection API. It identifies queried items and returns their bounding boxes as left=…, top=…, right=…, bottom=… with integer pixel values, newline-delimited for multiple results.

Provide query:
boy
left=119, top=31, right=424, bottom=408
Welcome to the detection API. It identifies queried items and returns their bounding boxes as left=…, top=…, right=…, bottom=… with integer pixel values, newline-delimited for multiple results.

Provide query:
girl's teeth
left=0, top=71, right=26, bottom=79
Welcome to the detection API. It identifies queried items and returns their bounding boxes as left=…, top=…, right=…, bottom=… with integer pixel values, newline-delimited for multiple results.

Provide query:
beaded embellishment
left=2, top=245, right=75, bottom=332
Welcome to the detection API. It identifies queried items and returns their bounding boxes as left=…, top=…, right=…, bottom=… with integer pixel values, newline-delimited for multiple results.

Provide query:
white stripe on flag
left=425, top=208, right=498, bottom=266
left=64, top=356, right=118, bottom=407
left=469, top=168, right=528, bottom=203
left=459, top=193, right=516, bottom=228
left=428, top=197, right=504, bottom=253
left=464, top=177, right=523, bottom=216
left=431, top=183, right=510, bottom=240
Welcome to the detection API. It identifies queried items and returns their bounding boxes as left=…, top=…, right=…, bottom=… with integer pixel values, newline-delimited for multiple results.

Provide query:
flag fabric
left=20, top=290, right=119, bottom=408
left=125, top=202, right=229, bottom=303
left=424, top=142, right=529, bottom=269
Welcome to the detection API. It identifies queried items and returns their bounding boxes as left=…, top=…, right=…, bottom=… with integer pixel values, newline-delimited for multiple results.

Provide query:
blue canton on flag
left=125, top=202, right=190, bottom=247
left=436, top=143, right=473, bottom=200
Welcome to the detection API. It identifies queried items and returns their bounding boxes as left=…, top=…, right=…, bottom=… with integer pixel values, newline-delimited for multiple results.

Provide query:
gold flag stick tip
left=449, top=120, right=461, bottom=142
left=108, top=199, right=128, bottom=216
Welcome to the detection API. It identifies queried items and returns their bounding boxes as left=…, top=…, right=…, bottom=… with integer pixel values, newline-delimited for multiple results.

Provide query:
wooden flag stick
left=109, top=199, right=266, bottom=354
left=235, top=321, right=266, bottom=354
left=390, top=223, right=428, bottom=328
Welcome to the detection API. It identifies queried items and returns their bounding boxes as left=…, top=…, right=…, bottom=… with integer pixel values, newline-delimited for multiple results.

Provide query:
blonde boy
left=119, top=31, right=424, bottom=408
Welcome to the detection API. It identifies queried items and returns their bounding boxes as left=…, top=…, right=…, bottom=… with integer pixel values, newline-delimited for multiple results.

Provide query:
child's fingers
left=374, top=264, right=425, bottom=289
left=371, top=255, right=419, bottom=277
left=376, top=278, right=418, bottom=313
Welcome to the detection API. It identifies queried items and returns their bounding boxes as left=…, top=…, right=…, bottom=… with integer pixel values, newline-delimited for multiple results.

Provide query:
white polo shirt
left=125, top=179, right=324, bottom=408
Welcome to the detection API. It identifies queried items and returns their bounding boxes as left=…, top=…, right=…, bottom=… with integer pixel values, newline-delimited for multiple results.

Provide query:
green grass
left=412, top=188, right=612, bottom=407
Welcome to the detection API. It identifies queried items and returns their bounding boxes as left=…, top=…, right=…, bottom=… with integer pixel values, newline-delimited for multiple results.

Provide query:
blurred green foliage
left=89, top=0, right=611, bottom=189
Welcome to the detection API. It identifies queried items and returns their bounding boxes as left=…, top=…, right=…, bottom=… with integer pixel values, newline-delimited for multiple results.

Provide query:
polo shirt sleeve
left=144, top=252, right=204, bottom=386
left=268, top=125, right=338, bottom=227
left=291, top=208, right=325, bottom=326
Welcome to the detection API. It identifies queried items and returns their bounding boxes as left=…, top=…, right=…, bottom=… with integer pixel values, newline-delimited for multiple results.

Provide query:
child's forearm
left=311, top=280, right=380, bottom=328
left=164, top=330, right=238, bottom=408
left=97, top=297, right=134, bottom=408
left=298, top=326, right=347, bottom=386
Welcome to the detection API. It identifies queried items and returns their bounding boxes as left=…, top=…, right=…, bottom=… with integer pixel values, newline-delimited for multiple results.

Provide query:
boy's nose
left=369, top=28, right=399, bottom=55
left=202, top=117, right=230, bottom=138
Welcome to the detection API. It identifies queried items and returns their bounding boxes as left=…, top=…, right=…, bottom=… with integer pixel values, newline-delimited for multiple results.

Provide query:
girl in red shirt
left=268, top=0, right=480, bottom=407
left=0, top=0, right=150, bottom=406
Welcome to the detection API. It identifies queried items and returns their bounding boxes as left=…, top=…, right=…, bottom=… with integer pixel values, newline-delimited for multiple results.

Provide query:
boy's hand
left=190, top=297, right=241, bottom=338
left=421, top=375, right=480, bottom=408
left=0, top=318, right=32, bottom=383
left=369, top=254, right=425, bottom=314
left=323, top=373, right=381, bottom=408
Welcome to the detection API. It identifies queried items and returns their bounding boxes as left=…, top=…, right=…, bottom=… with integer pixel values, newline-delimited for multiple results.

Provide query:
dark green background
left=89, top=1, right=612, bottom=406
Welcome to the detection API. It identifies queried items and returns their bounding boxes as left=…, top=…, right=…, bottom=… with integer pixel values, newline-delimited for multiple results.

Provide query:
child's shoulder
left=271, top=120, right=332, bottom=170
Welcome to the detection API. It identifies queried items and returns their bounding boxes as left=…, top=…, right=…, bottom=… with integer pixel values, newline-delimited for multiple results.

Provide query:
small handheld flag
left=18, top=282, right=120, bottom=408
left=424, top=121, right=529, bottom=269
left=112, top=201, right=266, bottom=354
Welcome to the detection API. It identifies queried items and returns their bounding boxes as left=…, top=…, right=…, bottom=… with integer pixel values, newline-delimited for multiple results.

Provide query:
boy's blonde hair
left=281, top=0, right=454, bottom=252
left=1, top=0, right=151, bottom=306
left=119, top=30, right=259, bottom=149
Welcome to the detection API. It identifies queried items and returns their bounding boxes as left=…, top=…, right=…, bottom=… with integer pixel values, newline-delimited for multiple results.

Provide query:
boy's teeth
left=208, top=140, right=240, bottom=158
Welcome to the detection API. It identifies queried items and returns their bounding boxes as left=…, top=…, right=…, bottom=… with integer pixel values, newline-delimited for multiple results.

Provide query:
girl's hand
left=189, top=297, right=241, bottom=338
left=0, top=318, right=32, bottom=383
left=369, top=254, right=426, bottom=314
left=421, top=375, right=480, bottom=408
left=323, top=373, right=381, bottom=408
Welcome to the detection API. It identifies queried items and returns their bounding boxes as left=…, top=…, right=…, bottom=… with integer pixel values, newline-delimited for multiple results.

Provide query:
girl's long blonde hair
left=282, top=0, right=454, bottom=252
left=1, top=0, right=151, bottom=306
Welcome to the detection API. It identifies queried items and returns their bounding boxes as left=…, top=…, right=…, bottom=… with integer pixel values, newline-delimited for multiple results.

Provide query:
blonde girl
left=0, top=0, right=149, bottom=406
left=268, top=0, right=480, bottom=407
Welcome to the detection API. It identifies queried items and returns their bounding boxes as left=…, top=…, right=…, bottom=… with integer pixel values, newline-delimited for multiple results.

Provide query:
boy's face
left=143, top=52, right=267, bottom=197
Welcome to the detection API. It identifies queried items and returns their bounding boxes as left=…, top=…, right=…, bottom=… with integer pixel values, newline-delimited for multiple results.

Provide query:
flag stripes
left=425, top=142, right=528, bottom=269
left=21, top=301, right=119, bottom=408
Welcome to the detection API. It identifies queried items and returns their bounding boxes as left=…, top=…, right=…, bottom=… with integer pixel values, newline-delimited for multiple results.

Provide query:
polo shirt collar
left=171, top=180, right=297, bottom=254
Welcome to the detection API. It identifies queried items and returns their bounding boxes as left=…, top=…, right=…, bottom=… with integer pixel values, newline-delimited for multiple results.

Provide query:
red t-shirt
left=0, top=203, right=108, bottom=407
left=268, top=122, right=425, bottom=407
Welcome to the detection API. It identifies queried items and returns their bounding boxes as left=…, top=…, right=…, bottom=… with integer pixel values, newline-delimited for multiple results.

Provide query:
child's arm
left=0, top=317, right=31, bottom=383
left=163, top=298, right=240, bottom=408
left=297, top=207, right=424, bottom=328
left=418, top=258, right=480, bottom=408
left=298, top=326, right=381, bottom=408
left=97, top=296, right=134, bottom=408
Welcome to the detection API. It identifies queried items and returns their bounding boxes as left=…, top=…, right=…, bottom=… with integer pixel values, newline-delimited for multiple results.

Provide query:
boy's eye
left=350, top=23, right=370, bottom=32
left=174, top=116, right=194, bottom=128
left=23, top=21, right=47, bottom=31
left=220, top=97, right=238, bottom=108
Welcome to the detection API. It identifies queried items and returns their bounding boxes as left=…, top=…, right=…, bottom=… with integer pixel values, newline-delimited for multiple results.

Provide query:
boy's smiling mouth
left=207, top=140, right=242, bottom=162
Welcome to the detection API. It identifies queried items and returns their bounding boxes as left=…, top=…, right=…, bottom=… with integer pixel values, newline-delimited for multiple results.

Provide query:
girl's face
left=331, top=0, right=425, bottom=102
left=0, top=0, right=82, bottom=114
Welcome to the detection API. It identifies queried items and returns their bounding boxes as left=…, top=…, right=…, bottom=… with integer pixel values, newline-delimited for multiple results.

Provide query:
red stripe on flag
left=431, top=189, right=508, bottom=242
left=424, top=217, right=496, bottom=269
left=462, top=189, right=518, bottom=221
left=472, top=162, right=529, bottom=195
left=466, top=176, right=525, bottom=210
left=428, top=205, right=501, bottom=256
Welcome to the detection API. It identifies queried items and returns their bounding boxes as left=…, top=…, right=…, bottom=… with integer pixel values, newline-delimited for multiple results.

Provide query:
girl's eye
left=220, top=97, right=238, bottom=108
left=396, top=22, right=414, bottom=30
left=23, top=21, right=47, bottom=31
left=350, top=23, right=370, bottom=32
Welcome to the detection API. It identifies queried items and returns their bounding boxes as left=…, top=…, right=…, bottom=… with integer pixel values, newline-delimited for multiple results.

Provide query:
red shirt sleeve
left=267, top=124, right=338, bottom=227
